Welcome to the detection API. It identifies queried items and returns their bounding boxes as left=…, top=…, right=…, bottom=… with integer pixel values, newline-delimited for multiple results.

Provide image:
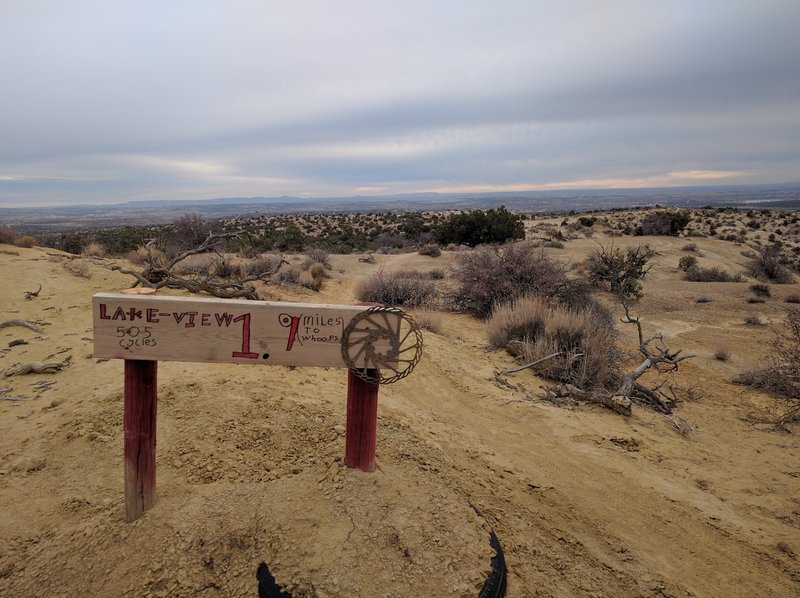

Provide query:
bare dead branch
left=0, top=319, right=41, bottom=332
left=24, top=284, right=42, bottom=300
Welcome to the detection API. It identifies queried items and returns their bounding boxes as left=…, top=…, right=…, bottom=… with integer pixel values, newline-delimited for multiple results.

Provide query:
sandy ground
left=0, top=237, right=799, bottom=597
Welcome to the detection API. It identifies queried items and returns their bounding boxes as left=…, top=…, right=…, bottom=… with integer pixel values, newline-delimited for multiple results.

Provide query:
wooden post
left=124, top=359, right=158, bottom=522
left=345, top=370, right=379, bottom=472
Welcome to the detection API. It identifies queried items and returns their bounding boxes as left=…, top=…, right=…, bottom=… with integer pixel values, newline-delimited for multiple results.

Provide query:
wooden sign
left=92, top=293, right=400, bottom=369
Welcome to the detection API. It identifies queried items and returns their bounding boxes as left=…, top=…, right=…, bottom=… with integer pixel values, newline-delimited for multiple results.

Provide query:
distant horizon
left=2, top=180, right=800, bottom=211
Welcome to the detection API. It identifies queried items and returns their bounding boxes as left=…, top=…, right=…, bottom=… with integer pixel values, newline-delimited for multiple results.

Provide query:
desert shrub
left=0, top=225, right=19, bottom=245
left=541, top=240, right=564, bottom=249
left=578, top=216, right=596, bottom=227
left=585, top=244, right=650, bottom=299
left=639, top=210, right=691, bottom=236
left=678, top=255, right=698, bottom=272
left=435, top=206, right=524, bottom=247
left=744, top=314, right=763, bottom=326
left=747, top=244, right=794, bottom=283
left=355, top=269, right=437, bottom=307
left=303, top=247, right=331, bottom=269
left=684, top=266, right=742, bottom=282
left=449, top=242, right=591, bottom=317
left=750, top=283, right=771, bottom=297
left=682, top=242, right=699, bottom=252
left=746, top=296, right=766, bottom=304
left=418, top=244, right=442, bottom=257
left=695, top=296, right=712, bottom=303
left=81, top=242, right=105, bottom=257
left=785, top=294, right=800, bottom=304
left=487, top=295, right=618, bottom=389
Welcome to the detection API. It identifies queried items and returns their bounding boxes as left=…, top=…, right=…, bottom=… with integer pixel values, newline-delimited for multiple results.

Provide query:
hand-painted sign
left=92, top=293, right=400, bottom=368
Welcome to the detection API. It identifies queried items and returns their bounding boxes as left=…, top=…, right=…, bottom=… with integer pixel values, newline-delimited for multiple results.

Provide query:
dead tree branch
left=0, top=319, right=41, bottom=332
left=104, top=232, right=287, bottom=300
left=24, top=284, right=42, bottom=300
left=540, top=305, right=695, bottom=416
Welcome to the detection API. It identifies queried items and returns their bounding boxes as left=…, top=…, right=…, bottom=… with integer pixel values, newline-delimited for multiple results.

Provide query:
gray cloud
left=1, top=0, right=799, bottom=205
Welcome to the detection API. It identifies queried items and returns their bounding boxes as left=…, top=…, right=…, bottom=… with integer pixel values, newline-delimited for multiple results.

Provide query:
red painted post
left=124, top=359, right=158, bottom=522
left=345, top=369, right=379, bottom=472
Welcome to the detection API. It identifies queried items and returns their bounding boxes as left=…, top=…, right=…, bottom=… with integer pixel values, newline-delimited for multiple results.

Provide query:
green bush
left=585, top=245, right=650, bottom=299
left=435, top=206, right=524, bottom=247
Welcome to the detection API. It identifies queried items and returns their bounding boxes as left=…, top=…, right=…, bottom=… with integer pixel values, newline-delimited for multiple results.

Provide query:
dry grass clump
left=277, top=266, right=300, bottom=284
left=785, top=294, right=800, bottom=304
left=63, top=260, right=92, bottom=279
left=714, top=348, right=731, bottom=361
left=695, top=296, right=713, bottom=303
left=412, top=309, right=444, bottom=334
left=81, top=242, right=105, bottom=257
left=299, top=270, right=323, bottom=291
left=450, top=242, right=591, bottom=317
left=125, top=246, right=150, bottom=265
left=394, top=268, right=445, bottom=280
left=750, top=283, right=771, bottom=297
left=355, top=269, right=437, bottom=307
left=487, top=295, right=618, bottom=388
left=746, top=296, right=766, bottom=304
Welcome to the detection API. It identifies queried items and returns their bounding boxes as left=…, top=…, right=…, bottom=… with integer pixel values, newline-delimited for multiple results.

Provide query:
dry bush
left=299, top=270, right=323, bottom=291
left=17, top=235, right=36, bottom=248
left=747, top=244, right=794, bottom=283
left=684, top=266, right=742, bottom=282
left=450, top=242, right=591, bottom=317
left=750, top=283, right=771, bottom=297
left=744, top=314, right=763, bottom=326
left=355, top=269, right=437, bottom=307
left=0, top=225, right=20, bottom=245
left=695, top=296, right=712, bottom=303
left=306, top=261, right=328, bottom=280
left=213, top=256, right=242, bottom=279
left=418, top=244, right=441, bottom=257
left=303, top=247, right=331, bottom=269
left=81, top=242, right=105, bottom=257
left=244, top=254, right=284, bottom=278
left=734, top=309, right=800, bottom=426
left=487, top=295, right=618, bottom=389
left=785, top=294, right=800, bottom=304
left=746, top=296, right=766, bottom=304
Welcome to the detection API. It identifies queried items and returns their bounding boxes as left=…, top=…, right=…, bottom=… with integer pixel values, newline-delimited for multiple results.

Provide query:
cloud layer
left=1, top=1, right=799, bottom=206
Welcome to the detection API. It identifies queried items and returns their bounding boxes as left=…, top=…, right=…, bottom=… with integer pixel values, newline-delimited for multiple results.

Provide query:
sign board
left=92, top=293, right=401, bottom=369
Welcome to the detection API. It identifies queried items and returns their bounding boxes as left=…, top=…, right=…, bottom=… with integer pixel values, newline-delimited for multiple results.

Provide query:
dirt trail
left=1, top=243, right=799, bottom=597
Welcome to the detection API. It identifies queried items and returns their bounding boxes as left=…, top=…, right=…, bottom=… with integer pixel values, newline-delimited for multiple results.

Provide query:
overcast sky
left=1, top=1, right=799, bottom=207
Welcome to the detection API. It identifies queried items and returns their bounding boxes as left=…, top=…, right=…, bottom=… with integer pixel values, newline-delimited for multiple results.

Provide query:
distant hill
left=2, top=184, right=800, bottom=232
